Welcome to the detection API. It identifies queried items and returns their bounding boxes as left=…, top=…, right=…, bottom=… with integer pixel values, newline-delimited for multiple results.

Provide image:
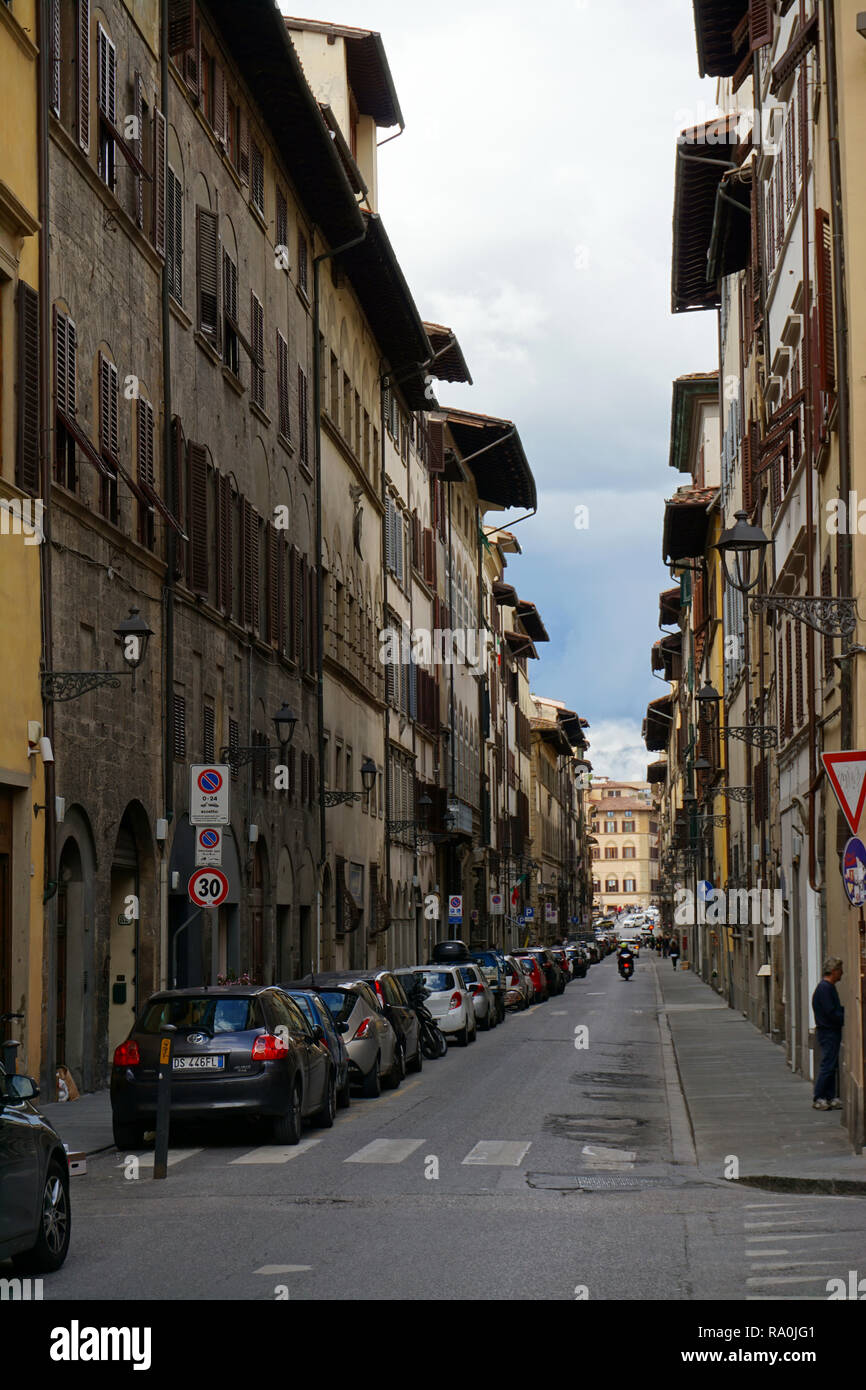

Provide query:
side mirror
left=336, top=1021, right=349, bottom=1034
left=4, top=1075, right=39, bottom=1103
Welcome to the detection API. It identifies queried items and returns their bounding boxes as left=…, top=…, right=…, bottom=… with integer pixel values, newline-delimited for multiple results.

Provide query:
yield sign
left=822, top=751, right=866, bottom=836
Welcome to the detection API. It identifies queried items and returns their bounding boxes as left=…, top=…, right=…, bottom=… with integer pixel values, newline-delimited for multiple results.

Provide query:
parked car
left=110, top=986, right=335, bottom=1148
left=549, top=947, right=573, bottom=982
left=502, top=954, right=533, bottom=1010
left=282, top=989, right=352, bottom=1109
left=457, top=963, right=497, bottom=1030
left=566, top=947, right=587, bottom=979
left=515, top=953, right=548, bottom=1003
left=525, top=947, right=566, bottom=995
left=346, top=971, right=423, bottom=1073
left=414, top=967, right=477, bottom=1045
left=430, top=940, right=471, bottom=964
left=469, top=949, right=508, bottom=1023
left=0, top=1062, right=71, bottom=1272
left=291, top=975, right=402, bottom=1097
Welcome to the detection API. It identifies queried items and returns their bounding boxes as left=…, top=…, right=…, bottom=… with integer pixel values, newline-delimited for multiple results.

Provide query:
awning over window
left=505, top=630, right=538, bottom=660
left=659, top=586, right=681, bottom=627
left=707, top=167, right=752, bottom=284
left=423, top=322, right=473, bottom=385
left=515, top=600, right=549, bottom=643
left=691, top=0, right=749, bottom=78
left=663, top=485, right=716, bottom=564
left=443, top=409, right=537, bottom=512
left=644, top=694, right=674, bottom=753
left=647, top=758, right=668, bottom=785
left=672, top=114, right=742, bottom=314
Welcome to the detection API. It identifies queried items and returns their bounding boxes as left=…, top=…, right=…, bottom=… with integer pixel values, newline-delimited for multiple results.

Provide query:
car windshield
left=420, top=970, right=454, bottom=992
left=317, top=990, right=355, bottom=1024
left=139, top=996, right=262, bottom=1034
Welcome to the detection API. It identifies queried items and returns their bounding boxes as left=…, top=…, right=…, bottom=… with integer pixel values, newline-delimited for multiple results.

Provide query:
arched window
left=622, top=845, right=636, bottom=860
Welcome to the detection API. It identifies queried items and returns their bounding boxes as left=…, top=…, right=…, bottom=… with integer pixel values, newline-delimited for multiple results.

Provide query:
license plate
left=172, top=1055, right=225, bottom=1071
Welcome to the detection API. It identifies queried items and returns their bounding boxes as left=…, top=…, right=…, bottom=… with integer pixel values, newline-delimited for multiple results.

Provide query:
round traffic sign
left=188, top=868, right=229, bottom=909
left=197, top=768, right=224, bottom=795
left=199, top=828, right=220, bottom=849
left=842, top=838, right=866, bottom=907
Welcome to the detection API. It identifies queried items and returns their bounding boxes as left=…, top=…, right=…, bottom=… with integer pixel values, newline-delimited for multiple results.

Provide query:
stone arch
left=276, top=845, right=295, bottom=981
left=53, top=806, right=98, bottom=1092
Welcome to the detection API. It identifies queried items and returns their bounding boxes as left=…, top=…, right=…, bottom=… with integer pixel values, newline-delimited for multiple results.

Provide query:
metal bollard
left=153, top=1025, right=176, bottom=1180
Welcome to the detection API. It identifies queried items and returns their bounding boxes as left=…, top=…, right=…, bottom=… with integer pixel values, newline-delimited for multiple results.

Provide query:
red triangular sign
left=822, top=751, right=866, bottom=836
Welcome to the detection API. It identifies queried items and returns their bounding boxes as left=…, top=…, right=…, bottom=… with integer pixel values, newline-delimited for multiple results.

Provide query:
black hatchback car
left=0, top=1062, right=71, bottom=1272
left=110, top=986, right=335, bottom=1148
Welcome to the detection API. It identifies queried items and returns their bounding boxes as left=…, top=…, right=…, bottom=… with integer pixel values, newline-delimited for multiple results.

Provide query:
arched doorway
left=108, top=816, right=139, bottom=1057
left=53, top=807, right=97, bottom=1091
left=249, top=840, right=270, bottom=984
left=276, top=846, right=294, bottom=982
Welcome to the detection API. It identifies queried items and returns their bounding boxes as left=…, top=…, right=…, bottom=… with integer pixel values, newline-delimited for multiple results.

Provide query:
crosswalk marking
left=462, top=1140, right=531, bottom=1166
left=744, top=1219, right=824, bottom=1229
left=254, top=1265, right=312, bottom=1275
left=746, top=1275, right=834, bottom=1286
left=345, top=1139, right=425, bottom=1164
left=581, top=1144, right=636, bottom=1169
left=231, top=1139, right=321, bottom=1165
left=133, top=1148, right=202, bottom=1168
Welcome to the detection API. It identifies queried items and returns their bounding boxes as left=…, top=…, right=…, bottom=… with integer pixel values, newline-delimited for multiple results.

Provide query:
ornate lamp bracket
left=750, top=594, right=857, bottom=639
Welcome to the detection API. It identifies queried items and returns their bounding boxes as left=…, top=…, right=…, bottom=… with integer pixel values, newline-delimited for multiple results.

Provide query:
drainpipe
left=160, top=0, right=175, bottom=993
left=37, top=0, right=55, bottom=908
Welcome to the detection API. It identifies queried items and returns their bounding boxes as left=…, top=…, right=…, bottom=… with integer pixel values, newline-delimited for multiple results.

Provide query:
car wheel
left=480, top=1007, right=491, bottom=1032
left=12, top=1160, right=71, bottom=1274
left=408, top=1037, right=423, bottom=1073
left=112, top=1118, right=145, bottom=1151
left=337, top=1073, right=352, bottom=1109
left=386, top=1043, right=405, bottom=1089
left=468, top=1017, right=477, bottom=1043
left=361, top=1054, right=381, bottom=1098
left=317, top=1070, right=337, bottom=1128
left=436, top=1029, right=448, bottom=1057
left=273, top=1080, right=302, bottom=1145
left=456, top=1023, right=469, bottom=1047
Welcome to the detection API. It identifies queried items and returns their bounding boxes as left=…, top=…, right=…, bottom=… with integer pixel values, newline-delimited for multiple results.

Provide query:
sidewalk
left=653, top=953, right=866, bottom=1191
left=39, top=1088, right=114, bottom=1155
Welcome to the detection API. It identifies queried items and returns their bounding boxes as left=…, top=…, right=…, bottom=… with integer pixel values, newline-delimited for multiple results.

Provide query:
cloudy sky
left=284, top=0, right=719, bottom=778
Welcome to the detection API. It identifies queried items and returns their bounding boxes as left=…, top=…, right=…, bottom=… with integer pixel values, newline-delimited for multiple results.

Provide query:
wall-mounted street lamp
left=387, top=793, right=433, bottom=845
left=42, top=608, right=155, bottom=701
left=325, top=756, right=377, bottom=808
left=220, top=703, right=298, bottom=771
left=696, top=679, right=722, bottom=726
left=715, top=511, right=770, bottom=595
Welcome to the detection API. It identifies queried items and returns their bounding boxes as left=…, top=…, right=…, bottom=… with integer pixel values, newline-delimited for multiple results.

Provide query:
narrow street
left=41, top=955, right=866, bottom=1302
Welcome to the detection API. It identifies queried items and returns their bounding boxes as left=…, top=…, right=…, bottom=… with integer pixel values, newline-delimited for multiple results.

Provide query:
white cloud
left=585, top=719, right=654, bottom=782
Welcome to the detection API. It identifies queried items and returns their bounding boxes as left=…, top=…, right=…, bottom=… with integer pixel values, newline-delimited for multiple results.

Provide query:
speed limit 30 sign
left=188, top=868, right=229, bottom=909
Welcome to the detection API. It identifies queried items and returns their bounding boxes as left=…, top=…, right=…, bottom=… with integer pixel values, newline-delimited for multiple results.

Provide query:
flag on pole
left=511, top=872, right=528, bottom=906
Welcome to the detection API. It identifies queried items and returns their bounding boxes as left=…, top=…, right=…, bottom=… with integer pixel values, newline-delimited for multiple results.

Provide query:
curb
left=733, top=1174, right=866, bottom=1197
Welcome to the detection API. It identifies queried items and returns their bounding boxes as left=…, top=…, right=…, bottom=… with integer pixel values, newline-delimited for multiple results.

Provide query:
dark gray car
left=0, top=1063, right=71, bottom=1272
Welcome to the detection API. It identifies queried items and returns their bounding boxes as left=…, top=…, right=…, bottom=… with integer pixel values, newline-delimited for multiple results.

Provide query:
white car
left=414, top=967, right=477, bottom=1047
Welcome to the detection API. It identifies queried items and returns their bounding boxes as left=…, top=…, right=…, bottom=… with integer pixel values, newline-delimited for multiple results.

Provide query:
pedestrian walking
left=812, top=957, right=844, bottom=1111
left=662, top=936, right=670, bottom=957
left=669, top=937, right=680, bottom=970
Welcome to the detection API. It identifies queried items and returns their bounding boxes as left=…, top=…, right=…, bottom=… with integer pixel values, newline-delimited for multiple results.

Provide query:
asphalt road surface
left=39, top=954, right=866, bottom=1301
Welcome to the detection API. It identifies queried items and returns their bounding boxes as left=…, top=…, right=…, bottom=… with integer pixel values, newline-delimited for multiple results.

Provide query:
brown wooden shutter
left=749, top=0, right=773, bottom=50
left=277, top=333, right=290, bottom=438
left=137, top=398, right=155, bottom=489
left=152, top=108, right=167, bottom=257
left=816, top=209, right=835, bottom=395
left=307, top=560, right=317, bottom=674
left=213, top=64, right=226, bottom=147
left=168, top=0, right=196, bottom=55
left=196, top=206, right=219, bottom=338
left=267, top=523, right=279, bottom=645
left=428, top=420, right=445, bottom=473
left=131, top=73, right=144, bottom=228
left=292, top=547, right=303, bottom=663
left=98, top=354, right=118, bottom=461
left=298, top=365, right=309, bottom=464
left=16, top=283, right=40, bottom=497
left=50, top=0, right=61, bottom=116
left=188, top=441, right=209, bottom=595
left=78, top=0, right=90, bottom=153
left=239, top=108, right=249, bottom=184
left=202, top=703, right=215, bottom=761
left=216, top=473, right=231, bottom=614
left=172, top=692, right=187, bottom=760
left=784, top=621, right=793, bottom=740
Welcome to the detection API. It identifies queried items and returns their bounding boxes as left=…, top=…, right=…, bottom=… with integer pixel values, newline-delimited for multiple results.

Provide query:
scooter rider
left=617, top=944, right=635, bottom=979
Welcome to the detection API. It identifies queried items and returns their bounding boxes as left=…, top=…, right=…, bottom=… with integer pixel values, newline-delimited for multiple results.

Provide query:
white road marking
left=551, top=1010, right=567, bottom=1015
left=134, top=1149, right=202, bottom=1168
left=462, top=1140, right=531, bottom=1166
left=231, top=1139, right=321, bottom=1165
left=746, top=1275, right=835, bottom=1286
left=749, top=1261, right=843, bottom=1270
left=744, top=1219, right=824, bottom=1229
left=254, top=1265, right=312, bottom=1275
left=344, top=1139, right=425, bottom=1164
left=746, top=1203, right=817, bottom=1210
left=581, top=1144, right=636, bottom=1168
left=746, top=1232, right=828, bottom=1241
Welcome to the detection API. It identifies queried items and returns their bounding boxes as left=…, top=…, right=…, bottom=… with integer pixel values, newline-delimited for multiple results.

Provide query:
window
left=167, top=166, right=183, bottom=302
left=277, top=332, right=290, bottom=440
left=96, top=24, right=116, bottom=188
left=250, top=292, right=264, bottom=409
left=196, top=206, right=220, bottom=341
left=137, top=397, right=155, bottom=549
left=203, top=703, right=215, bottom=761
left=604, top=847, right=618, bottom=859
left=622, top=820, right=635, bottom=833
left=250, top=138, right=264, bottom=216
left=172, top=692, right=186, bottom=760
left=275, top=186, right=288, bottom=265
left=98, top=352, right=119, bottom=523
left=605, top=878, right=618, bottom=893
left=623, top=878, right=636, bottom=894
left=54, top=310, right=77, bottom=491
left=329, top=351, right=339, bottom=421
left=622, top=846, right=636, bottom=860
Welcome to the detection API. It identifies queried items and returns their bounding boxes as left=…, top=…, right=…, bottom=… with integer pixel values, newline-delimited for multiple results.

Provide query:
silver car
left=457, top=964, right=497, bottom=1030
left=311, top=980, right=401, bottom=1097
left=414, top=967, right=477, bottom=1046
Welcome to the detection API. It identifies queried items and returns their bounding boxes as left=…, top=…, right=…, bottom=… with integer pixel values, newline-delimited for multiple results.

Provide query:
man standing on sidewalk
left=812, top=957, right=844, bottom=1111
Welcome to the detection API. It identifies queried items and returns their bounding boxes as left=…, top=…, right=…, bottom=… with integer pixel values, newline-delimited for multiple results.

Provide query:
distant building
left=587, top=779, right=656, bottom=917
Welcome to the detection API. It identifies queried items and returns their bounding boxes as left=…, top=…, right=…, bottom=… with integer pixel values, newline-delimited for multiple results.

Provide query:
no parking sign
left=195, top=826, right=223, bottom=867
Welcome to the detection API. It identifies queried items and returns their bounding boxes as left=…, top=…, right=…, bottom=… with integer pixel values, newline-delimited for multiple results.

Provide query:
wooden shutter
left=196, top=206, right=219, bottom=338
left=307, top=560, right=317, bottom=673
left=239, top=108, right=249, bottom=184
left=251, top=292, right=264, bottom=406
left=132, top=73, right=144, bottom=228
left=172, top=693, right=186, bottom=760
left=217, top=473, right=231, bottom=614
left=16, top=283, right=40, bottom=496
left=188, top=441, right=209, bottom=595
left=137, top=398, right=155, bottom=489
left=213, top=64, right=226, bottom=147
left=298, top=366, right=309, bottom=464
left=78, top=0, right=90, bottom=153
left=50, top=0, right=61, bottom=116
left=292, top=547, right=303, bottom=664
left=99, top=354, right=118, bottom=460
left=97, top=24, right=116, bottom=124
left=267, top=523, right=279, bottom=645
left=428, top=420, right=445, bottom=473
left=816, top=209, right=835, bottom=395
left=152, top=109, right=167, bottom=257
left=168, top=0, right=196, bottom=56
left=794, top=622, right=804, bottom=727
left=277, top=332, right=289, bottom=438
left=202, top=703, right=215, bottom=761
left=749, top=0, right=773, bottom=51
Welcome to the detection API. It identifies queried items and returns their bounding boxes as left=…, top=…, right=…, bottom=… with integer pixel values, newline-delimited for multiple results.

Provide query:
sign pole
left=153, top=1025, right=175, bottom=1180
